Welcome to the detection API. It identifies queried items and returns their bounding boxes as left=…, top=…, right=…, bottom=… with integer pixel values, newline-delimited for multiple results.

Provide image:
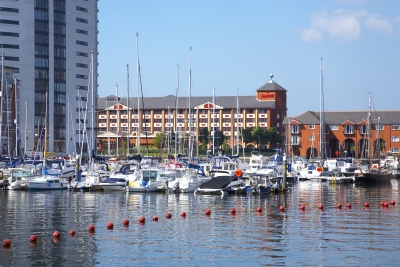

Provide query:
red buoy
left=52, top=231, right=60, bottom=238
left=280, top=206, right=285, bottom=211
left=180, top=211, right=186, bottom=217
left=380, top=201, right=384, bottom=206
left=256, top=207, right=262, bottom=212
left=300, top=205, right=305, bottom=210
left=364, top=202, right=369, bottom=207
left=123, top=219, right=129, bottom=226
left=152, top=215, right=159, bottom=221
left=384, top=202, right=389, bottom=208
left=2, top=239, right=11, bottom=247
left=346, top=203, right=352, bottom=208
left=337, top=203, right=342, bottom=209
left=107, top=222, right=114, bottom=229
left=205, top=209, right=211, bottom=215
left=138, top=216, right=145, bottom=223
left=230, top=208, right=236, bottom=214
left=88, top=225, right=95, bottom=232
left=69, top=230, right=76, bottom=236
left=166, top=212, right=172, bottom=219
left=318, top=204, right=323, bottom=210
left=30, top=235, right=38, bottom=242
left=390, top=200, right=396, bottom=205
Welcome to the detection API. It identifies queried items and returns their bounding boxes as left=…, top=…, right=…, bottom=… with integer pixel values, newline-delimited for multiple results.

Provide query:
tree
left=198, top=127, right=209, bottom=144
left=266, top=127, right=283, bottom=146
left=153, top=133, right=166, bottom=149
left=252, top=126, right=265, bottom=149
left=242, top=127, right=254, bottom=144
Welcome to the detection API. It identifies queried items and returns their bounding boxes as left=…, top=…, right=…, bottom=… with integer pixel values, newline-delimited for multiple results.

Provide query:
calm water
left=1, top=180, right=400, bottom=267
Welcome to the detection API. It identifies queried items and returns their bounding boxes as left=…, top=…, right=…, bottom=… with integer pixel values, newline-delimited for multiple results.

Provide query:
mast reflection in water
left=1, top=181, right=400, bottom=266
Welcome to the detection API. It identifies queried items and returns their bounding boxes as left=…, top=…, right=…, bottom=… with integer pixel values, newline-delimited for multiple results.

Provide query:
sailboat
left=355, top=93, right=392, bottom=183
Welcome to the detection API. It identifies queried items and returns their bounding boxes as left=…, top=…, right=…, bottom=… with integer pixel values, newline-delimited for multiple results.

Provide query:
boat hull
left=28, top=181, right=68, bottom=190
left=100, top=183, right=126, bottom=191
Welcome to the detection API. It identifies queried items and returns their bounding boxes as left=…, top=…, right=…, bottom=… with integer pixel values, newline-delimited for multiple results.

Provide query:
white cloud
left=365, top=15, right=392, bottom=34
left=301, top=9, right=395, bottom=42
left=302, top=10, right=362, bottom=42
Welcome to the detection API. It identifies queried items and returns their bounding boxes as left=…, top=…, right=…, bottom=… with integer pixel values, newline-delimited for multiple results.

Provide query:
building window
left=76, top=29, right=88, bottom=35
left=76, top=40, right=88, bottom=46
left=0, top=44, right=19, bottom=49
left=76, top=51, right=88, bottom=57
left=309, top=124, right=315, bottom=129
left=360, top=125, right=367, bottom=134
left=76, top=17, right=88, bottom=24
left=392, top=136, right=399, bottom=142
left=392, top=148, right=399, bottom=153
left=34, top=10, right=49, bottom=21
left=0, top=7, right=19, bottom=13
left=290, top=125, right=299, bottom=134
left=375, top=124, right=384, bottom=130
left=0, top=18, right=19, bottom=24
left=76, top=74, right=88, bottom=79
left=277, top=113, right=280, bottom=119
left=392, top=125, right=399, bottom=130
left=247, top=109, right=254, bottom=114
left=54, top=13, right=66, bottom=23
left=76, top=6, right=88, bottom=12
left=330, top=125, right=338, bottom=130
left=277, top=123, right=280, bottom=128
left=0, top=31, right=19, bottom=37
left=344, top=125, right=354, bottom=134
left=35, top=45, right=49, bottom=56
left=291, top=136, right=300, bottom=145
left=309, top=135, right=315, bottom=141
left=259, top=109, right=266, bottom=114
left=4, top=56, right=19, bottom=61
left=35, top=57, right=49, bottom=67
left=76, top=63, right=88, bottom=68
left=76, top=85, right=88, bottom=90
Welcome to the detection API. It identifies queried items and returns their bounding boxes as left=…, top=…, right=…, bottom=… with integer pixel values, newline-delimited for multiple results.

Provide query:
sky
left=97, top=0, right=400, bottom=117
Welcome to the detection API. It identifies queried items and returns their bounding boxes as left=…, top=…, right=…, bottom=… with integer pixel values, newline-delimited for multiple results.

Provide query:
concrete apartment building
left=0, top=0, right=99, bottom=157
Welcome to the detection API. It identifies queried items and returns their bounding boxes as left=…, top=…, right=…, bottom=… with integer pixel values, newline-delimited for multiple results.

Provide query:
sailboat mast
left=175, top=65, right=179, bottom=159
left=24, top=99, right=27, bottom=156
left=236, top=89, right=239, bottom=156
left=0, top=52, right=4, bottom=156
left=116, top=83, right=119, bottom=158
left=126, top=64, right=130, bottom=156
left=90, top=49, right=95, bottom=162
left=212, top=87, right=215, bottom=156
left=368, top=92, right=371, bottom=163
left=14, top=77, right=18, bottom=158
left=136, top=32, right=140, bottom=155
left=319, top=57, right=323, bottom=160
left=187, top=47, right=192, bottom=159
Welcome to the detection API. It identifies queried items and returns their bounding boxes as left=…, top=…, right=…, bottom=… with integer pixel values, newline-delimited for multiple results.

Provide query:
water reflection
left=1, top=182, right=400, bottom=266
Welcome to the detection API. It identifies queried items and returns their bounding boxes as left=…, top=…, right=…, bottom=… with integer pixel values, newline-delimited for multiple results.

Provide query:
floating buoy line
left=1, top=201, right=398, bottom=248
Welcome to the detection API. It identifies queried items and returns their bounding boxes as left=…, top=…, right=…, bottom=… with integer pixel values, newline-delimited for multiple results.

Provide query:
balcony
left=200, top=123, right=207, bottom=127
left=199, top=114, right=208, bottom=118
left=110, top=115, right=117, bottom=119
left=121, top=115, right=128, bottom=119
left=223, top=131, right=231, bottom=136
left=246, top=114, right=255, bottom=118
left=223, top=114, right=231, bottom=118
left=344, top=130, right=354, bottom=135
left=99, top=115, right=106, bottom=119
left=290, top=130, right=300, bottom=134
left=291, top=141, right=301, bottom=145
left=258, top=114, right=267, bottom=118
left=154, top=114, right=162, bottom=119
left=121, top=123, right=128, bottom=127
left=223, top=123, right=231, bottom=127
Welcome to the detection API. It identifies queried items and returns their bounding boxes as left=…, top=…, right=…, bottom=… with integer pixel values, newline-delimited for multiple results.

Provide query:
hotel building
left=96, top=76, right=288, bottom=155
left=0, top=0, right=99, bottom=157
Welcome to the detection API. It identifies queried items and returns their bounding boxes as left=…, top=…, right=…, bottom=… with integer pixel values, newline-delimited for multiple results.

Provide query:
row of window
left=0, top=19, right=19, bottom=25
left=0, top=31, right=19, bottom=37
left=0, top=44, right=19, bottom=49
left=0, top=7, right=19, bottom=13
left=290, top=124, right=396, bottom=134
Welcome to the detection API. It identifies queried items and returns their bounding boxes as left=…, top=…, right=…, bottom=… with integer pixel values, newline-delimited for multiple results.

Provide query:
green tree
left=251, top=126, right=265, bottom=149
left=153, top=133, right=166, bottom=149
left=221, top=139, right=230, bottom=154
left=242, top=127, right=254, bottom=143
left=266, top=127, right=283, bottom=145
left=198, top=127, right=210, bottom=144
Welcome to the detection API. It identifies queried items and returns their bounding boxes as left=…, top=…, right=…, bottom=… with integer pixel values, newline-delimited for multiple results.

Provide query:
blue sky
left=98, top=0, right=400, bottom=116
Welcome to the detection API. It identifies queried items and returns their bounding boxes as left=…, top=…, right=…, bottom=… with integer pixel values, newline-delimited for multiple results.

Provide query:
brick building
left=283, top=111, right=400, bottom=159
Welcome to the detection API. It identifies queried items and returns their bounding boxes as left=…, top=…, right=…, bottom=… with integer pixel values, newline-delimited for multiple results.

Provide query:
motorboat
left=195, top=175, right=239, bottom=195
left=127, top=168, right=168, bottom=192
left=99, top=177, right=127, bottom=191
left=7, top=168, right=35, bottom=190
left=168, top=168, right=206, bottom=193
left=28, top=175, right=68, bottom=190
